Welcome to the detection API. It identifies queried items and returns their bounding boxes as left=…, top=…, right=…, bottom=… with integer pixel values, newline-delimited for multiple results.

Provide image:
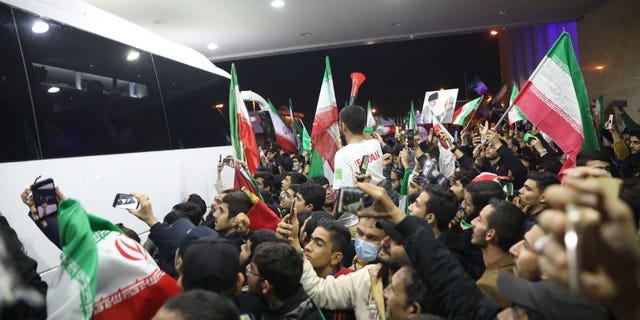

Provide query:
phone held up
left=113, top=193, right=140, bottom=210
left=337, top=187, right=364, bottom=214
left=30, top=177, right=58, bottom=219
left=406, top=129, right=415, bottom=149
left=356, top=155, right=370, bottom=182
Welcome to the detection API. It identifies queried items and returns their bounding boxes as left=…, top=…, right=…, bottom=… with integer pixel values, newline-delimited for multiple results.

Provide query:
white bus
left=0, top=0, right=234, bottom=278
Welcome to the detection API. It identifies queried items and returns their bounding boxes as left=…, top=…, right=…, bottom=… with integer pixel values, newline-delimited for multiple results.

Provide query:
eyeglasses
left=245, top=264, right=262, bottom=279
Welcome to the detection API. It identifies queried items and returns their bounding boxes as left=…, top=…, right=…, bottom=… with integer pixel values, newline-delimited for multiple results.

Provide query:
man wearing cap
left=278, top=211, right=416, bottom=319
left=470, top=199, right=525, bottom=308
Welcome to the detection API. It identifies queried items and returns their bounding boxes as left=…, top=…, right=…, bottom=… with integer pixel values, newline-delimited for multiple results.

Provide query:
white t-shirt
left=333, top=139, right=384, bottom=189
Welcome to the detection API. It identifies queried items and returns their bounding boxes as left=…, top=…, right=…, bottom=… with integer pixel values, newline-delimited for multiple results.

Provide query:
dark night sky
left=216, top=32, right=500, bottom=126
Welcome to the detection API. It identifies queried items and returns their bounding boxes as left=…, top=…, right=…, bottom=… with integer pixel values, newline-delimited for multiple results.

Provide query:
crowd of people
left=1, top=103, right=639, bottom=320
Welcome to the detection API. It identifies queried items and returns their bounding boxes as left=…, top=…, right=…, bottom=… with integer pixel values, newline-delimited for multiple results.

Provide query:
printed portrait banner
left=421, top=88, right=459, bottom=124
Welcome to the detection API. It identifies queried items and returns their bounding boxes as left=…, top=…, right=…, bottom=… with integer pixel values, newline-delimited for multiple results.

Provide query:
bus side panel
left=0, top=145, right=234, bottom=274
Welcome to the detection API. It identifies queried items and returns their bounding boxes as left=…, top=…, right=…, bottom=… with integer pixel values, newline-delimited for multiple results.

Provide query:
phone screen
left=31, top=178, right=58, bottom=219
left=360, top=155, right=369, bottom=173
left=337, top=187, right=364, bottom=213
left=113, top=193, right=139, bottom=210
left=406, top=129, right=415, bottom=149
left=223, top=157, right=234, bottom=166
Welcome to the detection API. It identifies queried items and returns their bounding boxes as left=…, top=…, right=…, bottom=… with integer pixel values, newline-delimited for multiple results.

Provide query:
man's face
left=255, top=177, right=265, bottom=190
left=377, top=236, right=410, bottom=269
left=214, top=202, right=233, bottom=232
left=390, top=171, right=401, bottom=191
left=461, top=190, right=476, bottom=218
left=239, top=239, right=252, bottom=267
left=279, top=189, right=296, bottom=211
left=408, top=192, right=429, bottom=220
left=304, top=227, right=337, bottom=272
left=246, top=261, right=264, bottom=296
left=294, top=193, right=310, bottom=213
left=485, top=145, right=498, bottom=160
left=518, top=179, right=542, bottom=208
left=450, top=180, right=465, bottom=201
left=322, top=184, right=334, bottom=206
left=470, top=204, right=493, bottom=247
left=210, top=193, right=225, bottom=216
left=356, top=217, right=385, bottom=246
left=281, top=176, right=292, bottom=191
left=384, top=267, right=413, bottom=320
left=584, top=160, right=611, bottom=173
left=292, top=158, right=301, bottom=169
left=509, top=225, right=544, bottom=281
left=407, top=180, right=420, bottom=196
left=629, top=135, right=640, bottom=154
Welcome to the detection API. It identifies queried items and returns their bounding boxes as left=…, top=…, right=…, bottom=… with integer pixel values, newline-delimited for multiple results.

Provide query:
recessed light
left=153, top=18, right=167, bottom=25
left=271, top=0, right=285, bottom=8
left=299, top=32, right=312, bottom=37
left=498, top=10, right=508, bottom=15
left=32, top=21, right=49, bottom=33
left=595, top=65, right=605, bottom=70
left=127, top=51, right=140, bottom=61
left=490, top=30, right=499, bottom=36
left=408, top=34, right=415, bottom=39
left=207, top=43, right=219, bottom=50
left=391, top=22, right=401, bottom=27
left=366, top=40, right=375, bottom=45
left=47, top=86, right=60, bottom=93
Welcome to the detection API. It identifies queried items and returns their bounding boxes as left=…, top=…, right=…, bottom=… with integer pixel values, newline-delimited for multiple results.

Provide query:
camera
left=30, top=178, right=58, bottom=219
left=337, top=187, right=364, bottom=213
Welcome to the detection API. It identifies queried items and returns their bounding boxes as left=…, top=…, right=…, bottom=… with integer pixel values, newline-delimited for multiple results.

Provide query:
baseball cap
left=181, top=236, right=240, bottom=295
left=178, top=226, right=219, bottom=258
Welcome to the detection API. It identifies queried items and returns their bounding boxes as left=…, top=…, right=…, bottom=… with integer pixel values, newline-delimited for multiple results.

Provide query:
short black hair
left=453, top=168, right=480, bottom=188
left=161, top=289, right=240, bottom=320
left=172, top=202, right=203, bottom=226
left=465, top=180, right=504, bottom=220
left=254, top=171, right=275, bottom=189
left=279, top=156, right=293, bottom=172
left=246, top=229, right=278, bottom=266
left=186, top=194, right=207, bottom=217
left=316, top=218, right=351, bottom=254
left=423, top=184, right=458, bottom=231
left=401, top=266, right=428, bottom=310
left=526, top=171, right=560, bottom=194
left=339, top=105, right=366, bottom=134
left=285, top=172, right=307, bottom=185
left=576, top=150, right=613, bottom=167
left=310, top=176, right=330, bottom=187
left=221, top=192, right=252, bottom=218
left=301, top=211, right=334, bottom=239
left=486, top=199, right=525, bottom=252
left=115, top=223, right=140, bottom=243
left=253, top=242, right=303, bottom=300
left=297, top=182, right=326, bottom=211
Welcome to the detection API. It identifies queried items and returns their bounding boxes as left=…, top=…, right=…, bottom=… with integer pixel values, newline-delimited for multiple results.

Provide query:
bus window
left=153, top=54, right=229, bottom=149
left=14, top=9, right=171, bottom=158
left=0, top=3, right=40, bottom=162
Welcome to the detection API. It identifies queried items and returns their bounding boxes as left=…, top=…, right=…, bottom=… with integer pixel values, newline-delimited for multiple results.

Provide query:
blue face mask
left=354, top=238, right=379, bottom=263
left=292, top=165, right=300, bottom=171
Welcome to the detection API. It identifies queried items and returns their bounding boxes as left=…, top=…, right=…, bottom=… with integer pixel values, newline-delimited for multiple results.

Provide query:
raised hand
left=128, top=192, right=159, bottom=227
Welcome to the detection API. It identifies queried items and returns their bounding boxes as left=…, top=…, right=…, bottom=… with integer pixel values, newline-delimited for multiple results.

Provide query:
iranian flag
left=513, top=32, right=599, bottom=172
left=431, top=103, right=453, bottom=150
left=364, top=101, right=378, bottom=134
left=229, top=64, right=259, bottom=175
left=48, top=199, right=179, bottom=320
left=452, top=96, right=482, bottom=126
left=311, top=56, right=341, bottom=170
left=507, top=83, right=528, bottom=125
left=267, top=99, right=297, bottom=154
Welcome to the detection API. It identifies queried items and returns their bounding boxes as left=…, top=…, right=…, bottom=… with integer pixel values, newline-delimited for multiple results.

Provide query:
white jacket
left=300, top=258, right=386, bottom=320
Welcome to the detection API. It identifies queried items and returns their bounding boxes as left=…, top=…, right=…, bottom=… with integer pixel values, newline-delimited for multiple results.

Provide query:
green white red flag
left=513, top=32, right=599, bottom=172
left=311, top=56, right=341, bottom=170
left=229, top=64, right=259, bottom=175
left=452, top=96, right=482, bottom=126
left=507, top=83, right=528, bottom=125
left=267, top=99, right=297, bottom=154
left=364, top=101, right=377, bottom=134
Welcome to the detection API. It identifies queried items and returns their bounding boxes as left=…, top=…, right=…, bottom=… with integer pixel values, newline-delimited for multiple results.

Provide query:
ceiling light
left=127, top=51, right=140, bottom=61
left=595, top=65, right=605, bottom=70
left=32, top=21, right=49, bottom=33
left=47, top=86, right=60, bottom=93
left=366, top=40, right=375, bottom=45
left=391, top=22, right=401, bottom=27
left=153, top=18, right=167, bottom=25
left=498, top=10, right=508, bottom=15
left=207, top=43, right=219, bottom=50
left=271, top=0, right=285, bottom=8
left=299, top=32, right=312, bottom=37
left=490, top=30, right=499, bottom=36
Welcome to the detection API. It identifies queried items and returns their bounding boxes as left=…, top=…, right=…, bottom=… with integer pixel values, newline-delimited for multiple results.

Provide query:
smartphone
left=112, top=193, right=139, bottom=210
left=223, top=157, right=234, bottom=166
left=406, top=129, right=415, bottom=149
left=418, top=140, right=428, bottom=153
left=357, top=155, right=369, bottom=183
left=31, top=178, right=58, bottom=219
left=337, top=187, right=364, bottom=213
left=605, top=114, right=614, bottom=130
left=422, top=158, right=435, bottom=177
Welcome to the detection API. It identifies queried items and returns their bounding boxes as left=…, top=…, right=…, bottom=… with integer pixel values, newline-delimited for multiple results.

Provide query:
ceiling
left=84, top=0, right=605, bottom=62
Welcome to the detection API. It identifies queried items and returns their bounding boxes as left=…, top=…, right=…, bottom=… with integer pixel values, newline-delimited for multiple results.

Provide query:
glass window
left=13, top=9, right=170, bottom=158
left=0, top=4, right=40, bottom=162
left=153, top=54, right=229, bottom=149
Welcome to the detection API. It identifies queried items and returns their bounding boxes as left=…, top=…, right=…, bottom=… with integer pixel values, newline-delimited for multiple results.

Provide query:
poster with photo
left=421, top=88, right=459, bottom=124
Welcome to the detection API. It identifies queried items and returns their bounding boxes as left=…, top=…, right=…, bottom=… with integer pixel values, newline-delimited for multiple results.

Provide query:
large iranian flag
left=452, top=96, right=482, bottom=126
left=513, top=32, right=599, bottom=172
left=311, top=56, right=341, bottom=170
left=507, top=83, right=528, bottom=125
left=229, top=64, right=259, bottom=175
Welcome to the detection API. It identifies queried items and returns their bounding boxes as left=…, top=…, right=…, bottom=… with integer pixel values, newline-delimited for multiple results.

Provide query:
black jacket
left=396, top=217, right=501, bottom=320
left=479, top=144, right=528, bottom=189
left=261, top=287, right=323, bottom=320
